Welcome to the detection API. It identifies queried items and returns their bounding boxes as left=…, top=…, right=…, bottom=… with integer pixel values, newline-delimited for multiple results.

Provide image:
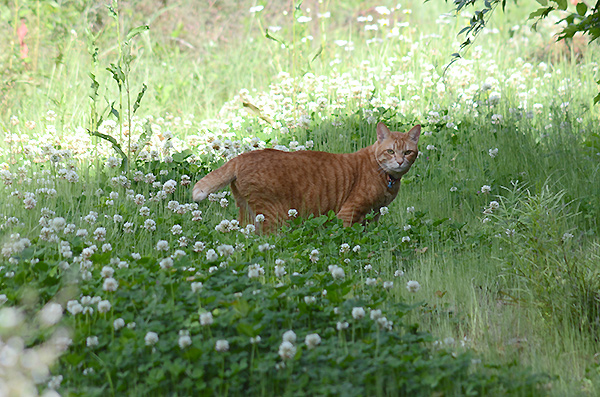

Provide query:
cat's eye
left=386, top=149, right=395, bottom=154
left=404, top=150, right=413, bottom=155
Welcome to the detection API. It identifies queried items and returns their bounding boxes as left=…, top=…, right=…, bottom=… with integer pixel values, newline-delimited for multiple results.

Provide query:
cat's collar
left=386, top=174, right=399, bottom=189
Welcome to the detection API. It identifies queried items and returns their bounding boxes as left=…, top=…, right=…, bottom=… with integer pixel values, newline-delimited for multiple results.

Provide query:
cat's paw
left=192, top=184, right=208, bottom=201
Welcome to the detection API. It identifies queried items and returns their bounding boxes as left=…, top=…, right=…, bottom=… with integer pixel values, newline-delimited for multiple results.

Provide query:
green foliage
left=446, top=0, right=600, bottom=103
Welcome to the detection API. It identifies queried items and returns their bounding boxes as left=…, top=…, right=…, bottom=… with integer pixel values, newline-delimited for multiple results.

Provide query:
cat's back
left=236, top=148, right=339, bottom=168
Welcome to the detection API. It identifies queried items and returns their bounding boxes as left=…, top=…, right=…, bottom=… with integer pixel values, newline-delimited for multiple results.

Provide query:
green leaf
left=555, top=0, right=567, bottom=10
left=594, top=91, right=600, bottom=105
left=576, top=2, right=587, bottom=16
left=265, top=28, right=286, bottom=46
left=310, top=44, right=324, bottom=64
left=125, top=25, right=149, bottom=42
left=528, top=6, right=554, bottom=20
left=535, top=0, right=547, bottom=5
left=172, top=149, right=193, bottom=163
left=132, top=84, right=147, bottom=114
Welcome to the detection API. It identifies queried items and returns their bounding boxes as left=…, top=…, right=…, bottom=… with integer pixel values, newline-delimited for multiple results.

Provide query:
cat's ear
left=377, top=122, right=391, bottom=143
left=407, top=125, right=421, bottom=143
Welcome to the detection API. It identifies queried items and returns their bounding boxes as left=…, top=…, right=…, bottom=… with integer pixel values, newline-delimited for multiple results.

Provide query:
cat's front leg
left=336, top=204, right=365, bottom=227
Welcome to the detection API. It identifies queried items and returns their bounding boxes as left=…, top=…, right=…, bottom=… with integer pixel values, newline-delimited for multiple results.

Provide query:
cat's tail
left=192, top=158, right=238, bottom=201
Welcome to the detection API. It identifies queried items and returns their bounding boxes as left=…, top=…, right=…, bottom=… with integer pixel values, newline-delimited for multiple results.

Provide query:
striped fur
left=193, top=123, right=420, bottom=232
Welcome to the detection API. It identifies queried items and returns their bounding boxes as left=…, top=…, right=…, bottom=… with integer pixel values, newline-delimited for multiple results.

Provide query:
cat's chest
left=371, top=183, right=399, bottom=209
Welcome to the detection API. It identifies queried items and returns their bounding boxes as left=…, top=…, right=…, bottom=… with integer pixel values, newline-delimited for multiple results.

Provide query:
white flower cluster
left=1, top=233, right=31, bottom=259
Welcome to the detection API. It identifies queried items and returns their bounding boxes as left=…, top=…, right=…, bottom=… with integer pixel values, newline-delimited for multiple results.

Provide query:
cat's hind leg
left=231, top=182, right=254, bottom=226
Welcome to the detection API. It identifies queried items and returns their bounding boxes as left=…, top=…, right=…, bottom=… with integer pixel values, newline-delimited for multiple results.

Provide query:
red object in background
left=17, top=20, right=28, bottom=59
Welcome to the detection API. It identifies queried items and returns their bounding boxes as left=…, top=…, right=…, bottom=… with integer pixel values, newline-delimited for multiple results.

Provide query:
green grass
left=1, top=0, right=600, bottom=395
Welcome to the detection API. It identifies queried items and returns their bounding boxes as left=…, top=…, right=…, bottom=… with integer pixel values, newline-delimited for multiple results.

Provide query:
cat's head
left=374, top=123, right=420, bottom=177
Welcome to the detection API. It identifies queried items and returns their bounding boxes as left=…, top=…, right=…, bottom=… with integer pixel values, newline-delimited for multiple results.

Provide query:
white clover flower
left=160, top=257, right=174, bottom=269
left=38, top=302, right=63, bottom=326
left=309, top=249, right=319, bottom=263
left=247, top=263, right=265, bottom=278
left=193, top=241, right=206, bottom=252
left=102, top=243, right=112, bottom=252
left=383, top=281, right=394, bottom=289
left=215, top=244, right=234, bottom=258
left=113, top=214, right=123, bottom=223
left=402, top=236, right=411, bottom=243
left=379, top=206, right=389, bottom=216
left=394, top=269, right=404, bottom=277
left=258, top=243, right=275, bottom=252
left=288, top=209, right=298, bottom=218
left=370, top=309, right=382, bottom=320
left=131, top=252, right=141, bottom=260
left=200, top=312, right=214, bottom=326
left=191, top=282, right=203, bottom=293
left=488, top=148, right=499, bottom=158
left=491, top=114, right=503, bottom=124
left=93, top=227, right=107, bottom=241
left=377, top=316, right=393, bottom=330
left=98, top=300, right=111, bottom=313
left=406, top=280, right=421, bottom=293
left=336, top=321, right=349, bottom=331
left=156, top=240, right=169, bottom=251
left=192, top=210, right=203, bottom=221
left=282, top=330, right=296, bottom=343
left=139, top=206, right=151, bottom=216
left=103, top=277, right=119, bottom=292
left=50, top=217, right=66, bottom=232
left=297, top=15, right=312, bottom=23
left=144, top=219, right=156, bottom=232
left=278, top=341, right=296, bottom=360
left=76, top=228, right=89, bottom=237
left=145, top=331, right=159, bottom=346
left=352, top=245, right=361, bottom=253
left=87, top=336, right=99, bottom=347
left=178, top=331, right=192, bottom=349
left=114, top=318, right=125, bottom=330
left=249, top=5, right=264, bottom=12
left=255, top=214, right=265, bottom=223
left=171, top=224, right=183, bottom=235
left=481, top=185, right=491, bottom=194
left=123, top=222, right=135, bottom=233
left=215, top=339, right=229, bottom=352
left=250, top=335, right=262, bottom=344
left=366, top=277, right=377, bottom=286
left=339, top=243, right=350, bottom=254
left=562, top=232, right=574, bottom=241
left=275, top=265, right=286, bottom=278
left=406, top=206, right=415, bottom=213
left=304, top=296, right=317, bottom=304
left=450, top=186, right=458, bottom=192
left=329, top=265, right=345, bottom=280
left=172, top=249, right=186, bottom=259
left=163, top=179, right=177, bottom=194
left=489, top=201, right=500, bottom=209
left=305, top=333, right=321, bottom=349
left=352, top=307, right=366, bottom=320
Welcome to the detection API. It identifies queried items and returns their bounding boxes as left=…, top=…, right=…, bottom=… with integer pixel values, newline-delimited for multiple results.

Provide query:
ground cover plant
left=1, top=0, right=599, bottom=395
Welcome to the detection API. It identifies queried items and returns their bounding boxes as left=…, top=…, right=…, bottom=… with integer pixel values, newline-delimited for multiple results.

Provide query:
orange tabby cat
left=193, top=122, right=420, bottom=232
